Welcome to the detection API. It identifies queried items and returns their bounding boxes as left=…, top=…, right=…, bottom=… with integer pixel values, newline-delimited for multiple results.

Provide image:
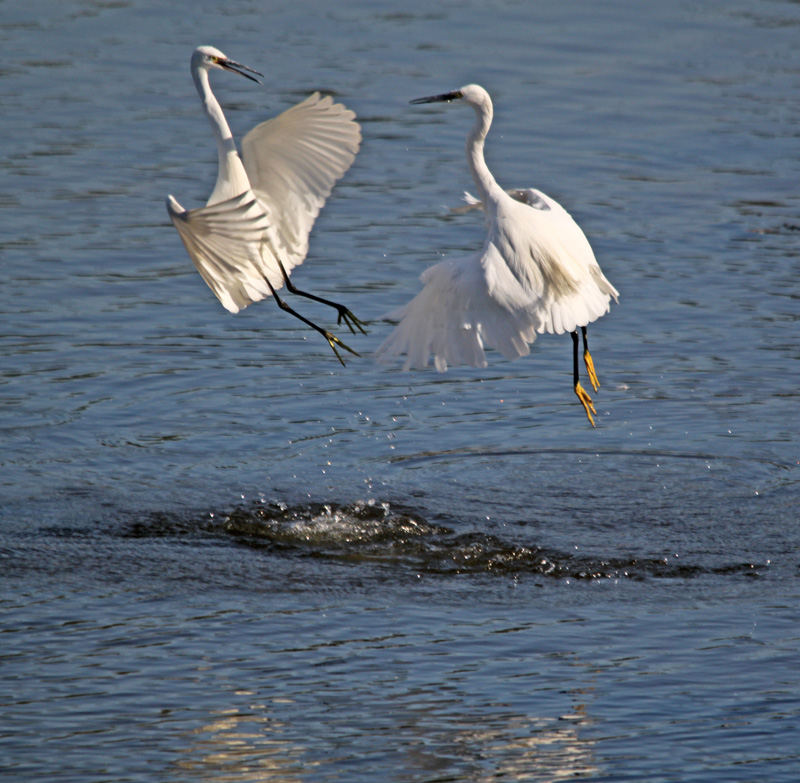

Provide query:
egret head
left=191, top=45, right=263, bottom=83
left=410, top=84, right=491, bottom=111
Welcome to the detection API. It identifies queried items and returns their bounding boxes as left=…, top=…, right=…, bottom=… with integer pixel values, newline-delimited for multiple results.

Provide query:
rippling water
left=2, top=0, right=799, bottom=781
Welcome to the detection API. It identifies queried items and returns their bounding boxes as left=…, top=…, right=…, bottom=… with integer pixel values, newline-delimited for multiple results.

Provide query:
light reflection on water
left=177, top=702, right=598, bottom=782
left=1, top=0, right=799, bottom=781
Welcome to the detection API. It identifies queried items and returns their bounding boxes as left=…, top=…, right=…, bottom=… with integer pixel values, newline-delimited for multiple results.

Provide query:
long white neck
left=465, top=99, right=503, bottom=207
left=193, top=67, right=250, bottom=205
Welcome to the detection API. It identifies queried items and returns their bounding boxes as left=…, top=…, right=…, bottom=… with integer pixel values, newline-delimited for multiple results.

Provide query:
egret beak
left=220, top=58, right=264, bottom=84
left=410, top=90, right=464, bottom=105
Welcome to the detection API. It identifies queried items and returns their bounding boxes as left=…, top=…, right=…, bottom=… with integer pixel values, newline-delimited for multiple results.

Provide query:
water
left=2, top=0, right=799, bottom=780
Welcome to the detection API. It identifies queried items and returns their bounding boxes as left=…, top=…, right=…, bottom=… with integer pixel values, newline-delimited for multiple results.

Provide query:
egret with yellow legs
left=376, top=84, right=618, bottom=424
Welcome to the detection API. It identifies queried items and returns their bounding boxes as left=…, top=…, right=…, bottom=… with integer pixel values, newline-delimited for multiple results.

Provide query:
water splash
left=123, top=500, right=769, bottom=582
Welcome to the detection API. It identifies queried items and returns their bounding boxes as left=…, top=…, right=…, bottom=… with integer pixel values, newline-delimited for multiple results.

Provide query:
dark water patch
left=113, top=499, right=770, bottom=583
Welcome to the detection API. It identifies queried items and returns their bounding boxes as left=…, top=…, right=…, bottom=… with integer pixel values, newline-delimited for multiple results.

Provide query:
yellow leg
left=575, top=381, right=597, bottom=427
left=583, top=348, right=599, bottom=392
left=572, top=329, right=597, bottom=427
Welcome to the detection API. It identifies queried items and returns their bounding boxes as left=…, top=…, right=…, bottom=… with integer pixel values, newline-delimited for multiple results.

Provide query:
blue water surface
left=1, top=1, right=799, bottom=781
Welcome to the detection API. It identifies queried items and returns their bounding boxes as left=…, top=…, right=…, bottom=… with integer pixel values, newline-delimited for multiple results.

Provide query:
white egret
left=166, top=45, right=364, bottom=364
left=376, top=84, right=619, bottom=425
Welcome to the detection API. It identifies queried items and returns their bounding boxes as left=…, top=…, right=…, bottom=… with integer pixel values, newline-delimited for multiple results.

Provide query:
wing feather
left=375, top=250, right=541, bottom=372
left=167, top=191, right=284, bottom=314
left=240, top=92, right=361, bottom=271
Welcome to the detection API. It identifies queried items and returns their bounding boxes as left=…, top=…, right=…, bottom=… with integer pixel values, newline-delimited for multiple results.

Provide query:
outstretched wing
left=167, top=191, right=285, bottom=314
left=375, top=249, right=542, bottom=372
left=240, top=92, right=361, bottom=273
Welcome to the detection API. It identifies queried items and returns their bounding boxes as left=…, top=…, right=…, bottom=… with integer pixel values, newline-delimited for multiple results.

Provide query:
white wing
left=499, top=191, right=619, bottom=335
left=377, top=187, right=619, bottom=373
left=240, top=92, right=361, bottom=274
left=461, top=188, right=618, bottom=335
left=375, top=248, right=542, bottom=373
left=167, top=191, right=285, bottom=314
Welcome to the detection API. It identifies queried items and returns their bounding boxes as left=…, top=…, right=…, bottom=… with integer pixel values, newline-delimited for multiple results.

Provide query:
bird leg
left=262, top=275, right=359, bottom=367
left=581, top=325, right=600, bottom=392
left=572, top=330, right=596, bottom=427
left=276, top=259, right=367, bottom=336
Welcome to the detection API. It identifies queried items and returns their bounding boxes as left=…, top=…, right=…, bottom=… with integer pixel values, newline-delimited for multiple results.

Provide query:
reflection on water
left=179, top=705, right=305, bottom=782
left=177, top=690, right=598, bottom=782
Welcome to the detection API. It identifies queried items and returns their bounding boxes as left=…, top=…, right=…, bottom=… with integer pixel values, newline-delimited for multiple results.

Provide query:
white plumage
left=166, top=46, right=363, bottom=362
left=376, top=84, right=618, bottom=424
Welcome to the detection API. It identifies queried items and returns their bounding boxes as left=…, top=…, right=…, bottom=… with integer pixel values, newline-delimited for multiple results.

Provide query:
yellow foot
left=325, top=331, right=360, bottom=367
left=575, top=381, right=597, bottom=427
left=583, top=349, right=600, bottom=392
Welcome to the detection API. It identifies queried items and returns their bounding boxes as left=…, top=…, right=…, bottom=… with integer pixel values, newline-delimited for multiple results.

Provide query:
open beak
left=220, top=58, right=264, bottom=84
left=410, top=90, right=463, bottom=105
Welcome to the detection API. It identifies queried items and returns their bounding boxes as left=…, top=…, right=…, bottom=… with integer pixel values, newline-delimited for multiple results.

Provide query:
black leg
left=277, top=259, right=367, bottom=336
left=262, top=275, right=359, bottom=366
left=572, top=330, right=580, bottom=388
